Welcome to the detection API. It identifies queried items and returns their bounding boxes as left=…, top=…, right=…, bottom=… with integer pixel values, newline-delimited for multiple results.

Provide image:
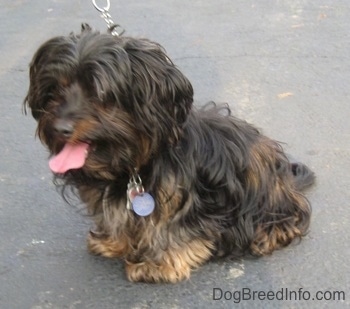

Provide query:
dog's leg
left=87, top=232, right=130, bottom=258
left=125, top=238, right=214, bottom=283
left=250, top=187, right=311, bottom=256
left=244, top=140, right=312, bottom=256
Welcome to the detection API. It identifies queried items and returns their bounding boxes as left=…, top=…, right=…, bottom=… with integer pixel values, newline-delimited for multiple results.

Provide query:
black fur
left=24, top=25, right=315, bottom=282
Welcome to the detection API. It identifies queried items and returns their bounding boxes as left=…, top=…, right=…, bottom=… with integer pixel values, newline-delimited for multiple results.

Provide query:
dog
left=24, top=24, right=314, bottom=283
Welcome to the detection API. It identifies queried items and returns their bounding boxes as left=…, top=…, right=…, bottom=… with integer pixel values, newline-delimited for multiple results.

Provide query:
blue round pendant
left=132, top=193, right=155, bottom=216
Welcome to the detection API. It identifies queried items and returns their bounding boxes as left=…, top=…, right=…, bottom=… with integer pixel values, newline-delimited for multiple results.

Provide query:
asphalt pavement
left=1, top=1, right=349, bottom=308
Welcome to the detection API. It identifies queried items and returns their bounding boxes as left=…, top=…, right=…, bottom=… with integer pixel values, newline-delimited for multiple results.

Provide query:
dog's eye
left=46, top=85, right=64, bottom=101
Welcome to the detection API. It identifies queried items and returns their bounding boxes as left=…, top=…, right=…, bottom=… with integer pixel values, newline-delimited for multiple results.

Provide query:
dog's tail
left=291, top=162, right=315, bottom=191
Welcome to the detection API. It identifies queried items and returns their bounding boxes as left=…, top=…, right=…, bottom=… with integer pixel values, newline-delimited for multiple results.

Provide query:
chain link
left=92, top=0, right=125, bottom=36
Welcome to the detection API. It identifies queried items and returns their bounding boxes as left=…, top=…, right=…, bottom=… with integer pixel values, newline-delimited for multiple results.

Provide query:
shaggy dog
left=24, top=24, right=314, bottom=283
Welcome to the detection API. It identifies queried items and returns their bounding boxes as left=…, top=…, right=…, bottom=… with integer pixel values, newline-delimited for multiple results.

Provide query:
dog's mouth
left=49, top=142, right=90, bottom=174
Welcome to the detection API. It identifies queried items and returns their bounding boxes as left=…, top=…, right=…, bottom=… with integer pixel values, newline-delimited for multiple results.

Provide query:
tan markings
left=69, top=118, right=99, bottom=143
left=87, top=233, right=130, bottom=258
left=125, top=239, right=214, bottom=283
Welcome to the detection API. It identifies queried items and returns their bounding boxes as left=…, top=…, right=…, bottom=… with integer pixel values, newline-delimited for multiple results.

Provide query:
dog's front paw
left=87, top=232, right=129, bottom=258
left=125, top=260, right=191, bottom=283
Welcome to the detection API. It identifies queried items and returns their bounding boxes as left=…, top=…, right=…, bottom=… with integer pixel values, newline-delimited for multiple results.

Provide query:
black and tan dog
left=24, top=24, right=314, bottom=283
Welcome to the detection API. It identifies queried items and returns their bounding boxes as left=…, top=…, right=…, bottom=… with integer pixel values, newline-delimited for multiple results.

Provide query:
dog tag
left=132, top=193, right=155, bottom=217
left=126, top=182, right=143, bottom=210
left=126, top=173, right=145, bottom=210
left=126, top=182, right=133, bottom=210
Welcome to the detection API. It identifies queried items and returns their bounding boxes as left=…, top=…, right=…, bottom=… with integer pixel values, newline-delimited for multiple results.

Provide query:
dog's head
left=24, top=25, right=193, bottom=180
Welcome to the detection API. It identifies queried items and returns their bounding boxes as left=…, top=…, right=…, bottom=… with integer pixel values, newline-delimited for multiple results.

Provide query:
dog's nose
left=54, top=119, right=74, bottom=138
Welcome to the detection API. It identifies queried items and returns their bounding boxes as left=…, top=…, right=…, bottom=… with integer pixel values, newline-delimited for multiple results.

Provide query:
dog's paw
left=125, top=260, right=191, bottom=283
left=87, top=232, right=128, bottom=258
left=124, top=238, right=214, bottom=283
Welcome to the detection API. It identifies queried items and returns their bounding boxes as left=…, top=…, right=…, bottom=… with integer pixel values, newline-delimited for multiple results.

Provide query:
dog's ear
left=24, top=34, right=77, bottom=120
left=23, top=36, right=60, bottom=120
left=123, top=38, right=194, bottom=144
left=81, top=23, right=93, bottom=33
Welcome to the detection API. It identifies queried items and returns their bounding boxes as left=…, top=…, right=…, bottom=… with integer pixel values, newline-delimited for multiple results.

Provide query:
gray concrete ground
left=1, top=1, right=349, bottom=308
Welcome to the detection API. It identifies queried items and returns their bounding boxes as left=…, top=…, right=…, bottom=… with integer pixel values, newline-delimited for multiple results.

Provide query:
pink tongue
left=49, top=142, right=89, bottom=174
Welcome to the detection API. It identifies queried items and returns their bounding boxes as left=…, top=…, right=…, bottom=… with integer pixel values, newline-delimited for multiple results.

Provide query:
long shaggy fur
left=24, top=24, right=314, bottom=283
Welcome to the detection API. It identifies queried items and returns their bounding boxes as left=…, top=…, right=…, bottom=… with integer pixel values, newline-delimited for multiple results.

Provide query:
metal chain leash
left=92, top=0, right=125, bottom=36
